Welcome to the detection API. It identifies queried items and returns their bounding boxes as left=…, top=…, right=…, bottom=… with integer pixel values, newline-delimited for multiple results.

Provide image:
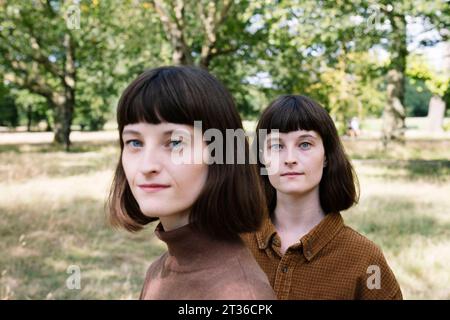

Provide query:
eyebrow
left=122, top=128, right=191, bottom=136
left=296, top=134, right=317, bottom=139
left=122, top=129, right=142, bottom=136
left=266, top=134, right=317, bottom=142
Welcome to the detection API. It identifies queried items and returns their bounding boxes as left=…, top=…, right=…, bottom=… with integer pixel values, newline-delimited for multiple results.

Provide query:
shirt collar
left=255, top=212, right=344, bottom=261
left=256, top=217, right=277, bottom=250
left=300, top=212, right=344, bottom=261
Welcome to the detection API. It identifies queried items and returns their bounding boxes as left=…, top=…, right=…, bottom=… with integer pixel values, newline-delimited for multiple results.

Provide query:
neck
left=273, top=187, right=325, bottom=234
left=159, top=210, right=190, bottom=232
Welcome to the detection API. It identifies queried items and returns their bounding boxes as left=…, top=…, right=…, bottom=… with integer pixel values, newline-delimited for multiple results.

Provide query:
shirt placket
left=271, top=236, right=297, bottom=299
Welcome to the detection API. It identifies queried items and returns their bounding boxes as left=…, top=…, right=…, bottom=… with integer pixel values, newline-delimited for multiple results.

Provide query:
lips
left=280, top=172, right=304, bottom=176
left=138, top=183, right=170, bottom=192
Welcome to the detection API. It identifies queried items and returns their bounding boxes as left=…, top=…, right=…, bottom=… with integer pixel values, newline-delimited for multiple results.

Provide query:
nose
left=139, top=147, right=162, bottom=175
left=284, top=147, right=298, bottom=166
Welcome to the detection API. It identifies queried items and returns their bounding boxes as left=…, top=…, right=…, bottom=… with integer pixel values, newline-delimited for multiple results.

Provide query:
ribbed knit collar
left=154, top=222, right=243, bottom=272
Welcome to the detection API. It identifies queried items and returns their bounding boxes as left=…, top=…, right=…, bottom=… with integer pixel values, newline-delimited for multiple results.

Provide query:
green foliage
left=12, top=89, right=51, bottom=129
left=0, top=0, right=167, bottom=135
left=405, top=78, right=433, bottom=116
left=0, top=0, right=448, bottom=134
left=0, top=80, right=17, bottom=127
left=407, top=55, right=450, bottom=97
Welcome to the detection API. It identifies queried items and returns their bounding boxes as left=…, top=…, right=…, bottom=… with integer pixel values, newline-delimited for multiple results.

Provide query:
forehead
left=266, top=130, right=320, bottom=140
left=122, top=122, right=195, bottom=135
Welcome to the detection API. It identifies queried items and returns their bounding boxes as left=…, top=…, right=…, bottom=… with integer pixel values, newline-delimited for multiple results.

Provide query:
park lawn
left=0, top=139, right=449, bottom=299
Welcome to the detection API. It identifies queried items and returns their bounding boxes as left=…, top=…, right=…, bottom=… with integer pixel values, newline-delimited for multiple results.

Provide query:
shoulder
left=212, top=277, right=276, bottom=300
left=231, top=246, right=276, bottom=299
left=143, top=252, right=169, bottom=282
left=139, top=252, right=168, bottom=299
left=206, top=243, right=275, bottom=300
left=334, top=225, right=403, bottom=299
left=211, top=257, right=276, bottom=300
left=333, top=225, right=395, bottom=278
left=333, top=225, right=386, bottom=261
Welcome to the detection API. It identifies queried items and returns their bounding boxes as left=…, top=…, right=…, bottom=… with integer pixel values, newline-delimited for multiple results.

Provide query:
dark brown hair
left=255, top=95, right=359, bottom=215
left=107, top=66, right=267, bottom=240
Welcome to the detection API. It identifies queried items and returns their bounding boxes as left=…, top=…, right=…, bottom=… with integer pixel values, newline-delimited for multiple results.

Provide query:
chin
left=140, top=210, right=161, bottom=218
left=139, top=203, right=169, bottom=218
left=279, top=186, right=312, bottom=195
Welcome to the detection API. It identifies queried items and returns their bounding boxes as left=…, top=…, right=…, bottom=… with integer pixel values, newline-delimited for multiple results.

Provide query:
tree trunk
left=172, top=38, right=192, bottom=65
left=26, top=104, right=32, bottom=132
left=382, top=13, right=407, bottom=147
left=54, top=104, right=66, bottom=145
left=45, top=115, right=52, bottom=132
left=427, top=95, right=446, bottom=132
left=383, top=69, right=406, bottom=146
left=53, top=91, right=74, bottom=151
left=153, top=0, right=193, bottom=66
left=52, top=33, right=76, bottom=151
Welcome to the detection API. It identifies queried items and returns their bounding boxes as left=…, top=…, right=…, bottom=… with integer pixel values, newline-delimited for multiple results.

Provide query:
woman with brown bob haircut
left=107, top=66, right=275, bottom=300
left=242, top=95, right=402, bottom=299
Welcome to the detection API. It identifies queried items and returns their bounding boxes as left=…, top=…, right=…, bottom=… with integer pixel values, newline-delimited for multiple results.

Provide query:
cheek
left=263, top=153, right=282, bottom=175
left=173, top=163, right=208, bottom=199
left=304, top=153, right=325, bottom=181
left=267, top=173, right=281, bottom=189
left=121, top=152, right=134, bottom=182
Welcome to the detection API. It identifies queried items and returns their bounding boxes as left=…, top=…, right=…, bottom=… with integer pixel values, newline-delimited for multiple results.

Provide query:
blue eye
left=126, top=139, right=142, bottom=148
left=270, top=143, right=282, bottom=151
left=299, top=142, right=311, bottom=150
left=168, top=139, right=183, bottom=149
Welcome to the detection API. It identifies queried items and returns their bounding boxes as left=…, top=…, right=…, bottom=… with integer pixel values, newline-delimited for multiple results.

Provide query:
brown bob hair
left=107, top=66, right=267, bottom=240
left=255, top=95, right=359, bottom=215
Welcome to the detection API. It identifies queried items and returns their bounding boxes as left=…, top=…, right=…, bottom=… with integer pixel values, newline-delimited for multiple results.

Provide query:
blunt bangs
left=259, top=95, right=330, bottom=137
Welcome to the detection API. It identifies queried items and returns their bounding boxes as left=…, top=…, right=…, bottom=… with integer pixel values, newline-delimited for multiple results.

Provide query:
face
left=121, top=122, right=208, bottom=227
left=262, top=130, right=326, bottom=196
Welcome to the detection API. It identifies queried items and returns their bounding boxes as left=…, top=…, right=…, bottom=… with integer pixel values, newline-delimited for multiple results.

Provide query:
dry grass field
left=1, top=127, right=449, bottom=299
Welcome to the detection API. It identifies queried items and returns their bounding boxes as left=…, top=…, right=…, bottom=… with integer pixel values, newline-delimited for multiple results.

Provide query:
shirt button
left=282, top=266, right=288, bottom=273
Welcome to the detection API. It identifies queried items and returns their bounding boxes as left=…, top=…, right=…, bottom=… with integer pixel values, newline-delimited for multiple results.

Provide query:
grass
left=0, top=134, right=449, bottom=299
left=0, top=141, right=166, bottom=299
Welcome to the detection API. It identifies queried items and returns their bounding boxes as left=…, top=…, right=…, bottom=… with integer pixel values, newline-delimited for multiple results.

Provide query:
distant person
left=242, top=95, right=402, bottom=299
left=347, top=116, right=360, bottom=137
left=107, top=66, right=275, bottom=300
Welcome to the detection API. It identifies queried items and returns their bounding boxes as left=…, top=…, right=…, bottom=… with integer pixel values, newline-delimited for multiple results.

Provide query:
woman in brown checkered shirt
left=242, top=95, right=403, bottom=299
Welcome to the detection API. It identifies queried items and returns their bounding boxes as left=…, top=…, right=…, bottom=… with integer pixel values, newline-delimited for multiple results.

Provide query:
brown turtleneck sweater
left=139, top=223, right=276, bottom=300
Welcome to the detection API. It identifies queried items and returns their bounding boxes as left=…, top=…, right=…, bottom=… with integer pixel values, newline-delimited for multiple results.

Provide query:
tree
left=407, top=54, right=449, bottom=132
left=256, top=0, right=388, bottom=128
left=0, top=0, right=163, bottom=149
left=369, top=0, right=449, bottom=145
left=12, top=89, right=51, bottom=131
left=145, top=0, right=276, bottom=116
left=258, top=0, right=448, bottom=142
left=0, top=1, right=78, bottom=149
left=149, top=0, right=253, bottom=68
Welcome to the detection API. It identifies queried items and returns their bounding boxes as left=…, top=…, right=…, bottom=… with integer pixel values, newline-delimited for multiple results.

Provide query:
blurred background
left=0, top=0, right=449, bottom=299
